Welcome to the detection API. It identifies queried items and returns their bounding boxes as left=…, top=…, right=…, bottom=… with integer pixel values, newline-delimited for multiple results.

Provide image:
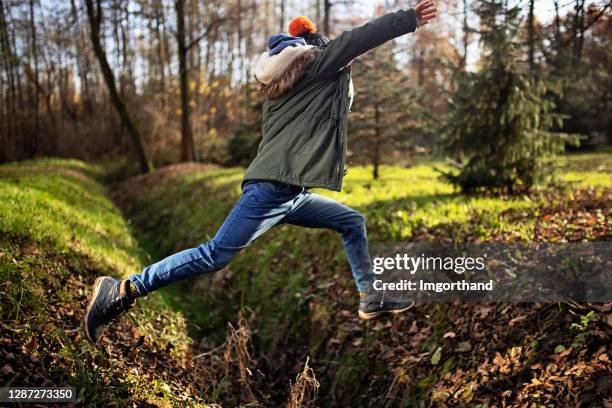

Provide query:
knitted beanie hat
left=267, top=33, right=307, bottom=56
left=288, top=16, right=330, bottom=47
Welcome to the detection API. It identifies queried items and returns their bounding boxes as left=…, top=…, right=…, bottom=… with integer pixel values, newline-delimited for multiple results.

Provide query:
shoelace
left=101, top=295, right=133, bottom=324
left=361, top=291, right=386, bottom=309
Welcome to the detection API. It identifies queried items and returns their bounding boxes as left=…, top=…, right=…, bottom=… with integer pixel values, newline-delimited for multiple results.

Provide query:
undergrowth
left=114, top=153, right=611, bottom=406
left=0, top=159, right=210, bottom=406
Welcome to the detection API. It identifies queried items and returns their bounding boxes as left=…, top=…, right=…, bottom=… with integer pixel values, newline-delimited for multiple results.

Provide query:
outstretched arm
left=310, top=0, right=438, bottom=78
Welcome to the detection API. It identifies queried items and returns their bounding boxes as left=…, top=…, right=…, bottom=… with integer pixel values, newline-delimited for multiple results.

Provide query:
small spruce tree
left=350, top=42, right=427, bottom=180
left=442, top=0, right=576, bottom=193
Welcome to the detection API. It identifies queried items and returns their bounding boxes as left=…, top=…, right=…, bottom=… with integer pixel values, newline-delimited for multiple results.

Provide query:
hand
left=415, top=0, right=437, bottom=27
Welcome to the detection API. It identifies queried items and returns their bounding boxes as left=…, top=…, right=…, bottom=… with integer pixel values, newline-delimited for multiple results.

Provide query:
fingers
left=418, top=4, right=437, bottom=15
left=415, top=0, right=435, bottom=13
left=421, top=5, right=437, bottom=14
left=415, top=0, right=437, bottom=26
left=415, top=0, right=431, bottom=9
left=421, top=11, right=437, bottom=20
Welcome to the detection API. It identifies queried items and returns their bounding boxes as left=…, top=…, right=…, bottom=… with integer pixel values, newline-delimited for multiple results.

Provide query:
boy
left=85, top=1, right=437, bottom=342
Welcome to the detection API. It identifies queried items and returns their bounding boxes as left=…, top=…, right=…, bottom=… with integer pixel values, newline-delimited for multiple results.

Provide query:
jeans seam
left=216, top=190, right=253, bottom=244
left=154, top=253, right=207, bottom=280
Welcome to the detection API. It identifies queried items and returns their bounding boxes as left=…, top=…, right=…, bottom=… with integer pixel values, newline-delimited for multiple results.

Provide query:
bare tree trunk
left=373, top=103, right=380, bottom=180
left=29, top=0, right=40, bottom=155
left=572, top=0, right=586, bottom=62
left=279, top=0, right=285, bottom=32
left=71, top=0, right=94, bottom=115
left=154, top=0, right=166, bottom=104
left=237, top=0, right=244, bottom=122
left=0, top=0, right=16, bottom=161
left=576, top=0, right=586, bottom=61
left=324, top=0, right=331, bottom=35
left=461, top=0, right=469, bottom=69
left=43, top=65, right=58, bottom=154
left=2, top=0, right=21, bottom=160
left=117, top=0, right=128, bottom=149
left=175, top=0, right=196, bottom=162
left=553, top=0, right=562, bottom=47
left=84, top=0, right=153, bottom=173
left=112, top=0, right=121, bottom=82
left=121, top=0, right=134, bottom=93
left=9, top=1, right=25, bottom=159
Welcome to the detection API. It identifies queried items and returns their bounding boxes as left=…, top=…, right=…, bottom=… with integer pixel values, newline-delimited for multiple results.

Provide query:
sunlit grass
left=123, top=151, right=609, bottom=359
left=3, top=152, right=603, bottom=404
left=0, top=158, right=199, bottom=405
left=0, top=158, right=141, bottom=276
left=557, top=151, right=611, bottom=187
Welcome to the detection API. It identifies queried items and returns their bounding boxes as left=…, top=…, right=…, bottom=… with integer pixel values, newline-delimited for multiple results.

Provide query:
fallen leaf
left=431, top=347, right=442, bottom=365
left=456, top=341, right=472, bottom=353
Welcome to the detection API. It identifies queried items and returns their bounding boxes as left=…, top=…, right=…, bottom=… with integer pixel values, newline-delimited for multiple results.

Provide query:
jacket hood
left=254, top=45, right=318, bottom=99
left=267, top=33, right=307, bottom=56
left=299, top=31, right=330, bottom=47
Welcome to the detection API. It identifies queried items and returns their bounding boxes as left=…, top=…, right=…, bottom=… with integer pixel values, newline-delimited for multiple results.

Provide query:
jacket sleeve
left=310, top=9, right=417, bottom=78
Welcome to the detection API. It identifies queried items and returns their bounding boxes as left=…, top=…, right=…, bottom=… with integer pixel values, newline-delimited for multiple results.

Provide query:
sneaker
left=358, top=291, right=414, bottom=320
left=84, top=277, right=135, bottom=342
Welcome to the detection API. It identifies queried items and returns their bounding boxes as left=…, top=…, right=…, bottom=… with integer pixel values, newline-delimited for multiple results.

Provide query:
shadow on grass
left=360, top=191, right=462, bottom=210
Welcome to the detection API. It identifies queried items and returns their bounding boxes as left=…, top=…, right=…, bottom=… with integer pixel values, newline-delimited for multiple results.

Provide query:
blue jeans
left=128, top=181, right=374, bottom=295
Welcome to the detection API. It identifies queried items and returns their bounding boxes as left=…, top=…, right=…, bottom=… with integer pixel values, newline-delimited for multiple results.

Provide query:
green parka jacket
left=244, top=9, right=418, bottom=191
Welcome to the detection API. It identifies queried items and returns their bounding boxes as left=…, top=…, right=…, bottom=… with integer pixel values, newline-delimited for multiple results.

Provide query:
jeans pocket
left=251, top=181, right=299, bottom=204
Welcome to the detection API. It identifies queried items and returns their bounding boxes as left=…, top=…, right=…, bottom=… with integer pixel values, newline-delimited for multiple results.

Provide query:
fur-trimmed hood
left=254, top=45, right=318, bottom=99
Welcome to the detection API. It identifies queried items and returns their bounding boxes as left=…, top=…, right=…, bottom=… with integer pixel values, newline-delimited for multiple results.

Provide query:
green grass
left=2, top=153, right=607, bottom=405
left=0, top=158, right=140, bottom=275
left=0, top=159, right=207, bottom=406
left=556, top=151, right=611, bottom=186
left=117, top=152, right=610, bottom=405
left=327, top=164, right=537, bottom=240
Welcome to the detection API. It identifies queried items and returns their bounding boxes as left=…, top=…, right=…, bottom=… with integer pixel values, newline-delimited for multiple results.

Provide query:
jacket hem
left=243, top=173, right=342, bottom=192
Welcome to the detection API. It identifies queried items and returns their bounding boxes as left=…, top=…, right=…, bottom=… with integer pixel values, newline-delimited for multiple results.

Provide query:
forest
left=0, top=0, right=610, bottom=406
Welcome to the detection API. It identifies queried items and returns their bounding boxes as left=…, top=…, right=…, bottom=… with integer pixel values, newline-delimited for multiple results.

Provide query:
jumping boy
left=85, top=1, right=438, bottom=342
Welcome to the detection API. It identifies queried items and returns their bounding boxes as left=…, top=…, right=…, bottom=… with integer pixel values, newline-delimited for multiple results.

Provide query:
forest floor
left=0, top=159, right=217, bottom=406
left=1, top=152, right=611, bottom=407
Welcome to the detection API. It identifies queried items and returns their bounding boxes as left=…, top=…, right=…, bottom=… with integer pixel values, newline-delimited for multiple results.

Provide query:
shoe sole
left=358, top=301, right=415, bottom=321
left=84, top=276, right=109, bottom=342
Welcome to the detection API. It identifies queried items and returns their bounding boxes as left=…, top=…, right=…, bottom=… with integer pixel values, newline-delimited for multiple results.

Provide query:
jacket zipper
left=337, top=69, right=350, bottom=186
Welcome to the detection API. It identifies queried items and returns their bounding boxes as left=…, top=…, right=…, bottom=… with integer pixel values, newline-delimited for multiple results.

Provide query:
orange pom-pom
left=288, top=16, right=317, bottom=37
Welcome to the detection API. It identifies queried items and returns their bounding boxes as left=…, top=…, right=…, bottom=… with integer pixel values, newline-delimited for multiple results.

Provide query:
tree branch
left=583, top=0, right=611, bottom=32
left=186, top=16, right=228, bottom=51
left=562, top=0, right=611, bottom=46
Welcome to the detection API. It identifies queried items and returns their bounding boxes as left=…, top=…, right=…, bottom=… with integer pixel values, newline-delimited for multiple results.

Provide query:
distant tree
left=441, top=0, right=576, bottom=193
left=175, top=0, right=195, bottom=162
left=461, top=0, right=470, bottom=69
left=543, top=2, right=611, bottom=144
left=225, top=83, right=261, bottom=166
left=28, top=0, right=39, bottom=154
left=350, top=42, right=427, bottom=180
left=0, top=0, right=17, bottom=162
left=84, top=0, right=152, bottom=173
left=174, top=0, right=227, bottom=162
left=323, top=0, right=331, bottom=34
